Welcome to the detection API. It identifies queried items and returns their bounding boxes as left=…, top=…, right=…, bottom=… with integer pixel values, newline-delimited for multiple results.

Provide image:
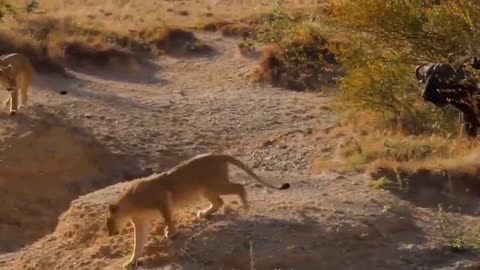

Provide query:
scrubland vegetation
left=311, top=0, right=480, bottom=180
left=2, top=1, right=480, bottom=267
left=199, top=0, right=480, bottom=205
left=0, top=0, right=212, bottom=74
left=2, top=0, right=480, bottom=190
left=2, top=0, right=480, bottom=178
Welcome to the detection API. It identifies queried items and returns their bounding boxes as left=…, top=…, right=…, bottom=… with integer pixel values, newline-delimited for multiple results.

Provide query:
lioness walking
left=106, top=153, right=290, bottom=269
left=0, top=53, right=34, bottom=115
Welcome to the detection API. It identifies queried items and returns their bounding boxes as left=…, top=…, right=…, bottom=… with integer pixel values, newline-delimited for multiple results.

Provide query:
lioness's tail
left=223, top=155, right=290, bottom=190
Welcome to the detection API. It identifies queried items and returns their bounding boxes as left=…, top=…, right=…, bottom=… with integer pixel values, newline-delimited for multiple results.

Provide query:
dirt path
left=1, top=32, right=479, bottom=269
left=30, top=31, right=336, bottom=172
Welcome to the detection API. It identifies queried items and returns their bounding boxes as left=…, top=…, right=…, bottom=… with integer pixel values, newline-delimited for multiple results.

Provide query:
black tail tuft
left=280, top=183, right=290, bottom=190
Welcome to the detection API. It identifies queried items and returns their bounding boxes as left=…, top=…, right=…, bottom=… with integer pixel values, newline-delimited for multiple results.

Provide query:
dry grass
left=253, top=40, right=338, bottom=91
left=0, top=13, right=213, bottom=74
left=195, top=7, right=341, bottom=91
left=0, top=1, right=331, bottom=82
left=311, top=106, right=480, bottom=204
left=0, top=29, right=66, bottom=74
left=175, top=10, right=190, bottom=17
left=366, top=152, right=480, bottom=197
left=200, top=20, right=232, bottom=32
left=196, top=19, right=255, bottom=39
left=6, top=1, right=477, bottom=190
left=194, top=8, right=310, bottom=38
left=63, top=41, right=137, bottom=69
left=152, top=28, right=214, bottom=56
left=312, top=135, right=468, bottom=174
left=237, top=41, right=259, bottom=58
left=194, top=13, right=340, bottom=91
left=311, top=110, right=476, bottom=174
left=220, top=22, right=254, bottom=39
left=194, top=9, right=307, bottom=38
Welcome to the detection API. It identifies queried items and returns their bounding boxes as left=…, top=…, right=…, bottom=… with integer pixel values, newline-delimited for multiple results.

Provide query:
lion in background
left=0, top=53, right=34, bottom=115
left=105, top=153, right=291, bottom=269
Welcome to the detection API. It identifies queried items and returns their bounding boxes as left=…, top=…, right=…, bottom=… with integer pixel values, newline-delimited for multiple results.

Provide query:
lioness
left=106, top=153, right=290, bottom=269
left=0, top=53, right=34, bottom=115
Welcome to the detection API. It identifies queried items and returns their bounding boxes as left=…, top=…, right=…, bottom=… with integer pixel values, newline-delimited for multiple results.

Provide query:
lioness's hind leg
left=20, top=86, right=28, bottom=107
left=3, top=96, right=10, bottom=110
left=8, top=90, right=18, bottom=115
left=220, top=183, right=249, bottom=210
left=158, top=195, right=177, bottom=239
left=198, top=191, right=224, bottom=219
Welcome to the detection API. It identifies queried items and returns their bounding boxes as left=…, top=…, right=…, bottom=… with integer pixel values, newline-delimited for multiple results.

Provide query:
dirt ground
left=0, top=8, right=480, bottom=269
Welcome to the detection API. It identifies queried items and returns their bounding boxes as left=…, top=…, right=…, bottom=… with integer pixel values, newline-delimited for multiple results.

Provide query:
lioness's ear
left=108, top=204, right=117, bottom=213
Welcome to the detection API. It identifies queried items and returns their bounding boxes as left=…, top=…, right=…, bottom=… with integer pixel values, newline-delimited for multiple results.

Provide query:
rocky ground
left=0, top=31, right=479, bottom=270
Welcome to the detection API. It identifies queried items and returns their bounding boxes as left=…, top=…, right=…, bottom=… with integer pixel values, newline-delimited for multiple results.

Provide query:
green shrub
left=251, top=0, right=337, bottom=91
left=0, top=1, right=15, bottom=20
left=328, top=0, right=480, bottom=134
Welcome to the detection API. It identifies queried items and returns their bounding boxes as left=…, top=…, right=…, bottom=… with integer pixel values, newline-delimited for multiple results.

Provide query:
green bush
left=329, top=0, right=480, bottom=134
left=249, top=0, right=337, bottom=91
left=0, top=1, right=15, bottom=20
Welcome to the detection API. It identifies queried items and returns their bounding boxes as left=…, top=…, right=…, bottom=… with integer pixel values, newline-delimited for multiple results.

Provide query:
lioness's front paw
left=164, top=227, right=178, bottom=239
left=122, top=259, right=139, bottom=270
left=197, top=210, right=206, bottom=219
left=8, top=110, right=16, bottom=115
left=197, top=210, right=213, bottom=219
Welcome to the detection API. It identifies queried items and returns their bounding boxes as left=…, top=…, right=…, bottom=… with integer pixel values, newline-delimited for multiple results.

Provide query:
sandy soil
left=0, top=31, right=479, bottom=270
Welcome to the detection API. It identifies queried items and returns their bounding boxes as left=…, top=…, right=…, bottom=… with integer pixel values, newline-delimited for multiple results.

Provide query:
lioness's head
left=106, top=204, right=128, bottom=236
left=0, top=64, right=15, bottom=91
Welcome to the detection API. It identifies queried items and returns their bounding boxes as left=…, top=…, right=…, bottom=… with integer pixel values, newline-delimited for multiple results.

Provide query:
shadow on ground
left=367, top=165, right=480, bottom=216
left=32, top=73, right=163, bottom=113
left=66, top=58, right=169, bottom=85
left=0, top=106, right=150, bottom=253
left=131, top=209, right=475, bottom=270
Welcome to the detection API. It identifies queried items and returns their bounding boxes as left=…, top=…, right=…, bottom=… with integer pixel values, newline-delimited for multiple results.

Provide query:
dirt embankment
left=11, top=170, right=480, bottom=270
left=0, top=20, right=478, bottom=269
left=0, top=106, right=149, bottom=254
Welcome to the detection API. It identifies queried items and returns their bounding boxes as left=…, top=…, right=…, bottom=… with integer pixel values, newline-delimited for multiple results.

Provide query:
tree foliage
left=0, top=0, right=15, bottom=20
left=248, top=0, right=336, bottom=91
left=327, top=0, right=480, bottom=134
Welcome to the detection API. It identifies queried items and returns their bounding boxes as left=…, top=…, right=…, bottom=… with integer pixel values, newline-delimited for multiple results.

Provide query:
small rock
left=252, top=183, right=263, bottom=188
left=263, top=139, right=275, bottom=147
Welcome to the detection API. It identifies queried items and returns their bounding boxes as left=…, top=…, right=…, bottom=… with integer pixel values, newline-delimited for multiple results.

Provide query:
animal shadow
left=133, top=208, right=471, bottom=270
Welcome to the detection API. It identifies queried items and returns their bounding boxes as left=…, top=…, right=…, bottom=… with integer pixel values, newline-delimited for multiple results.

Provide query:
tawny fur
left=0, top=53, right=34, bottom=115
left=105, top=153, right=290, bottom=269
